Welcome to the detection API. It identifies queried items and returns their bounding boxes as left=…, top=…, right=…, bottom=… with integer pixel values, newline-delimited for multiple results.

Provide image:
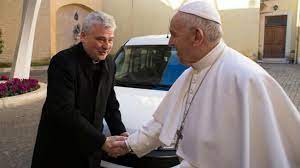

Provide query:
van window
left=160, top=48, right=188, bottom=86
left=114, top=46, right=188, bottom=90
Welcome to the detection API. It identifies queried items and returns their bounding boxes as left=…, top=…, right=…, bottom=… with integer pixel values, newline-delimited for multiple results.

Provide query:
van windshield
left=114, top=45, right=188, bottom=90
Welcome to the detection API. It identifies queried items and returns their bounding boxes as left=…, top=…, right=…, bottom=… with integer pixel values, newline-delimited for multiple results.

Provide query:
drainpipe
left=131, top=0, right=134, bottom=37
left=296, top=27, right=299, bottom=64
left=295, top=0, right=300, bottom=64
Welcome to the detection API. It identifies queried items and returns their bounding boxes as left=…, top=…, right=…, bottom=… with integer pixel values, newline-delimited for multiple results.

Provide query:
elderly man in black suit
left=31, top=11, right=128, bottom=168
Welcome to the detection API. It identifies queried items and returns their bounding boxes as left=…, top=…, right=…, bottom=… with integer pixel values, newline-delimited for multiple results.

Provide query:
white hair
left=180, top=12, right=223, bottom=43
left=82, top=11, right=116, bottom=33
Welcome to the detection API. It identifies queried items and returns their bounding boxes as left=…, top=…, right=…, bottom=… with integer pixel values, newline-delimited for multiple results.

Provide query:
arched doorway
left=56, top=4, right=93, bottom=52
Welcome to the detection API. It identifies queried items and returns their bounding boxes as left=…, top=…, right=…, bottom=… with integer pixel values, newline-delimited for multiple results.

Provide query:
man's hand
left=111, top=140, right=131, bottom=157
left=101, top=136, right=129, bottom=158
left=120, top=132, right=129, bottom=137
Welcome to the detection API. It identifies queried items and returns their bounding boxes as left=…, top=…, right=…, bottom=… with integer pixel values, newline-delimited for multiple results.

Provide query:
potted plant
left=0, top=78, right=39, bottom=98
left=288, top=50, right=295, bottom=64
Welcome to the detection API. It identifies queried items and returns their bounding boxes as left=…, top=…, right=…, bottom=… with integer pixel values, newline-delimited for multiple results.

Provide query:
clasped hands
left=101, top=132, right=131, bottom=158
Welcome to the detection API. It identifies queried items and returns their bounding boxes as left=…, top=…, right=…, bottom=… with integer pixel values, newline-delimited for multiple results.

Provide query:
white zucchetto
left=179, top=0, right=221, bottom=24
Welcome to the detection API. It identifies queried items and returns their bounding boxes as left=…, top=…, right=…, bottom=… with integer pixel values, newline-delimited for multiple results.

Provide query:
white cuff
left=125, top=140, right=133, bottom=152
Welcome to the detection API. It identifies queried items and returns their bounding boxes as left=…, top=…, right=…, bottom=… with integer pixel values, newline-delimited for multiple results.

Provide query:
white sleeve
left=127, top=119, right=163, bottom=157
left=171, top=160, right=197, bottom=168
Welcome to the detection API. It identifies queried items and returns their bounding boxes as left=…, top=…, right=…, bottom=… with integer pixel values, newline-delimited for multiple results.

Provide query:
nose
left=102, top=43, right=108, bottom=50
left=101, top=40, right=110, bottom=50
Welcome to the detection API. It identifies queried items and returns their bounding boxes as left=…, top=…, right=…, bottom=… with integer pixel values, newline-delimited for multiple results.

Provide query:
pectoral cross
left=175, top=128, right=183, bottom=149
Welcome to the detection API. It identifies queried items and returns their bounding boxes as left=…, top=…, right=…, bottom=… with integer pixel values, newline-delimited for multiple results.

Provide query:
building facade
left=0, top=0, right=299, bottom=64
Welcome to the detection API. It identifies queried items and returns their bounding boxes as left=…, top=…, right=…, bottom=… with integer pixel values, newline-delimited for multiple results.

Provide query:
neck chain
left=174, top=57, right=220, bottom=150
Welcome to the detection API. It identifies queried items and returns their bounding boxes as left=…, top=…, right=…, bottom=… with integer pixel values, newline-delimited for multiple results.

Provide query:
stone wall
left=0, top=0, right=100, bottom=63
left=0, top=0, right=23, bottom=63
left=0, top=0, right=52, bottom=63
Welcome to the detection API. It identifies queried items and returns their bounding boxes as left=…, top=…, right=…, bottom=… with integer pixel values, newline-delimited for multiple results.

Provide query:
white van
left=102, top=35, right=188, bottom=168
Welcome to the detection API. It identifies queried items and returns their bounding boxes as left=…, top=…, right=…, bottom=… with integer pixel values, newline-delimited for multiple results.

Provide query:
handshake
left=101, top=132, right=131, bottom=158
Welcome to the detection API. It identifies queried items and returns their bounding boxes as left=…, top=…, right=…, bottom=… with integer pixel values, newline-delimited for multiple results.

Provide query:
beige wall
left=51, top=0, right=101, bottom=56
left=297, top=28, right=300, bottom=63
left=0, top=0, right=102, bottom=63
left=297, top=0, right=300, bottom=63
left=260, top=0, right=299, bottom=59
left=55, top=0, right=102, bottom=11
left=105, top=0, right=259, bottom=59
left=32, top=0, right=51, bottom=62
left=131, top=0, right=175, bottom=36
left=0, top=0, right=51, bottom=63
left=103, top=0, right=132, bottom=53
left=1, top=0, right=298, bottom=63
left=56, top=4, right=92, bottom=52
left=281, top=0, right=298, bottom=54
left=103, top=0, right=177, bottom=54
left=0, top=0, right=23, bottom=63
left=221, top=8, right=260, bottom=59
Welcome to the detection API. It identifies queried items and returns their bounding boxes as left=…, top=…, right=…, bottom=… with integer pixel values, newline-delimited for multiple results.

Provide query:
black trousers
left=88, top=150, right=103, bottom=168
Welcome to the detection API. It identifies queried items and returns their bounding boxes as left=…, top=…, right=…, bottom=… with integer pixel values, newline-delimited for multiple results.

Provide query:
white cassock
left=127, top=41, right=300, bottom=168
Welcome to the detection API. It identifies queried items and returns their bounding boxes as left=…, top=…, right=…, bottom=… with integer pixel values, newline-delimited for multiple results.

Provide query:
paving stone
left=0, top=63, right=299, bottom=168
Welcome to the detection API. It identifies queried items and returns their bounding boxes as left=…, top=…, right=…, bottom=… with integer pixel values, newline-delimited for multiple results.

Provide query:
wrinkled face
left=169, top=13, right=196, bottom=66
left=80, top=24, right=114, bottom=61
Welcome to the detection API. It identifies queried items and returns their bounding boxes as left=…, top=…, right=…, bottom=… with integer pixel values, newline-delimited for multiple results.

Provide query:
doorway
left=263, top=15, right=287, bottom=58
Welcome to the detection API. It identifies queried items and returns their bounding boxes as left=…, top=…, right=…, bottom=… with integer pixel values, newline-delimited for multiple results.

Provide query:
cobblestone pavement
left=0, top=63, right=299, bottom=168
left=260, top=63, right=300, bottom=110
left=30, top=70, right=48, bottom=83
left=0, top=100, right=44, bottom=168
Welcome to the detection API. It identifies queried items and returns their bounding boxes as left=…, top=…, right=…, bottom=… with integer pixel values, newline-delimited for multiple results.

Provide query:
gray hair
left=82, top=11, right=116, bottom=33
left=180, top=12, right=223, bottom=43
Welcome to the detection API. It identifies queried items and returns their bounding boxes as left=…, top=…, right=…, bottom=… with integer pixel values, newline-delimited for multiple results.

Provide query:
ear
left=80, top=32, right=87, bottom=42
left=193, top=28, right=204, bottom=47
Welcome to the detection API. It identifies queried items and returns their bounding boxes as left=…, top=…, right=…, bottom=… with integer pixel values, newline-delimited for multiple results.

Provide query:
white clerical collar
left=92, top=59, right=100, bottom=64
left=191, top=40, right=225, bottom=71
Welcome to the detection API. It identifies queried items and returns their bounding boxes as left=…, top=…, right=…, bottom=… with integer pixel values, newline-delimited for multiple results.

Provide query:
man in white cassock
left=115, top=0, right=300, bottom=167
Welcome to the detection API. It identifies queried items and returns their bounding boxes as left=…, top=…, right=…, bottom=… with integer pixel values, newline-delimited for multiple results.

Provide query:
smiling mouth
left=98, top=51, right=107, bottom=55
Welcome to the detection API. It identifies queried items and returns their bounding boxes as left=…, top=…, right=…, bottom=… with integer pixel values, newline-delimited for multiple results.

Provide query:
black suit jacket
left=31, top=43, right=126, bottom=168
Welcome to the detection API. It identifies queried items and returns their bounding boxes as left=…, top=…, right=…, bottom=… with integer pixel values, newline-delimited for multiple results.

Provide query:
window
left=115, top=46, right=188, bottom=90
